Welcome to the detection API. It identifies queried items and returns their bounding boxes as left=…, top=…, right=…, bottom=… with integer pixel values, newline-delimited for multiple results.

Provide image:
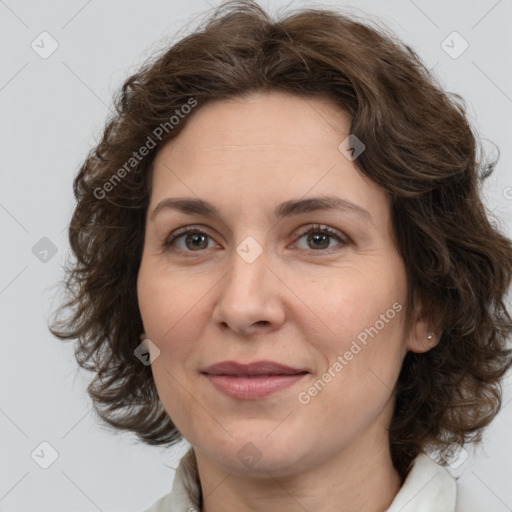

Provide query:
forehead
left=149, top=91, right=389, bottom=223
left=156, top=91, right=351, bottom=160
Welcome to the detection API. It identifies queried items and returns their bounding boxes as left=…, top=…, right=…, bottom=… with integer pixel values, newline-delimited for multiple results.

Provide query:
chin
left=199, top=430, right=311, bottom=477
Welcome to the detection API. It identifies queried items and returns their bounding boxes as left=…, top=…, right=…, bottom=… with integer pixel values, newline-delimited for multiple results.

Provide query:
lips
left=201, top=360, right=307, bottom=377
left=201, top=360, right=308, bottom=400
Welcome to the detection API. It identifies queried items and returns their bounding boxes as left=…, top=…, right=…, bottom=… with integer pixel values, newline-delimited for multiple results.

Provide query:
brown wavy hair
left=50, top=0, right=512, bottom=481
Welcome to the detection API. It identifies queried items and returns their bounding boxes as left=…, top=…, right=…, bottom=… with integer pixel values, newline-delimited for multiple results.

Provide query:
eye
left=164, top=226, right=217, bottom=254
left=163, top=224, right=349, bottom=255
left=292, top=224, right=349, bottom=252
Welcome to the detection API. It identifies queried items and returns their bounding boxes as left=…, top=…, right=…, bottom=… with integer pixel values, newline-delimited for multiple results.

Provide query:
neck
left=194, top=428, right=402, bottom=512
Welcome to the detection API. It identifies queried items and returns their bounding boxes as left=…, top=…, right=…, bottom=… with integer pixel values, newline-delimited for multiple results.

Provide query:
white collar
left=144, top=452, right=456, bottom=512
left=385, top=453, right=457, bottom=512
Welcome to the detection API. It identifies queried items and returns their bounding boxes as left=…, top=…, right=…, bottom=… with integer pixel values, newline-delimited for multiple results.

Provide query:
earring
left=427, top=332, right=434, bottom=340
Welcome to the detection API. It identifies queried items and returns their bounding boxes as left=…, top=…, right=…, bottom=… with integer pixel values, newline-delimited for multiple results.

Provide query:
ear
left=406, top=293, right=442, bottom=354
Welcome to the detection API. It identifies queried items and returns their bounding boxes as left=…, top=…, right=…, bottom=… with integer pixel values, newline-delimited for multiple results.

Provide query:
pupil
left=310, top=233, right=328, bottom=249
left=188, top=233, right=207, bottom=249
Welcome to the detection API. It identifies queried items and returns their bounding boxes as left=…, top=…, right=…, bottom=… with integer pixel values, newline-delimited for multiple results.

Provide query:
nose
left=211, top=242, right=286, bottom=336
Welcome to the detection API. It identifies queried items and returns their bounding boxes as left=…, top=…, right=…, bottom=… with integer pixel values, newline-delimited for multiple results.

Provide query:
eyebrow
left=150, top=195, right=373, bottom=225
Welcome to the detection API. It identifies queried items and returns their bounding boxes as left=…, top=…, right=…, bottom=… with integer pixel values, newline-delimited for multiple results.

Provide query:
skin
left=137, top=91, right=440, bottom=512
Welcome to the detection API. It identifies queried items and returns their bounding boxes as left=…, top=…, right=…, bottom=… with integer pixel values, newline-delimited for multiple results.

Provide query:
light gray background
left=1, top=0, right=511, bottom=511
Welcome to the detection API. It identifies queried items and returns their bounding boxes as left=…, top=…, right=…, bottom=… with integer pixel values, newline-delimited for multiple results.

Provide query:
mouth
left=201, top=360, right=309, bottom=400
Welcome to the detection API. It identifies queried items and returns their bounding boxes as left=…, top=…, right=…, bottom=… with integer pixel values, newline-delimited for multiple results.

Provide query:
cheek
left=137, top=260, right=207, bottom=345
left=311, top=270, right=397, bottom=345
left=137, top=266, right=206, bottom=429
left=306, top=264, right=407, bottom=393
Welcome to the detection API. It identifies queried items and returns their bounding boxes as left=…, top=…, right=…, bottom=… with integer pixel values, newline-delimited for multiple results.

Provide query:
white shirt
left=143, top=452, right=457, bottom=512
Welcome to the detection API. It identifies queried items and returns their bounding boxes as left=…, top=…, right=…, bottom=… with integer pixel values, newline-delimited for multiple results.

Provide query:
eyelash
left=163, top=224, right=349, bottom=256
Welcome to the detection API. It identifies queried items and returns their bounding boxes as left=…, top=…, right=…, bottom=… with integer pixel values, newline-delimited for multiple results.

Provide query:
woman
left=51, top=1, right=512, bottom=511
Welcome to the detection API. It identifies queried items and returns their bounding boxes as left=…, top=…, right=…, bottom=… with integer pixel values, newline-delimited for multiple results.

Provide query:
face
left=137, top=91, right=432, bottom=477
